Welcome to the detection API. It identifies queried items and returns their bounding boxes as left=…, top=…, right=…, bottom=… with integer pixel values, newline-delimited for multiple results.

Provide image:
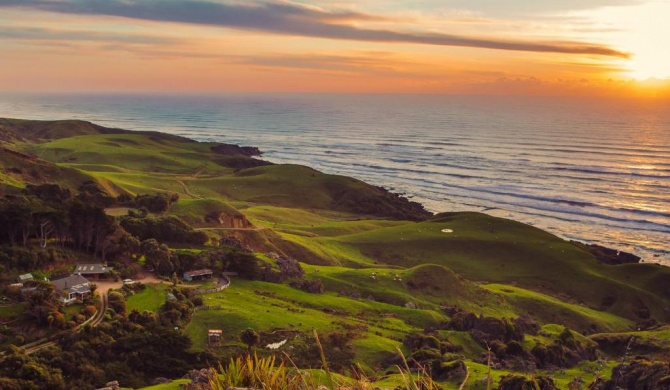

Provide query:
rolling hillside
left=2, top=118, right=669, bottom=389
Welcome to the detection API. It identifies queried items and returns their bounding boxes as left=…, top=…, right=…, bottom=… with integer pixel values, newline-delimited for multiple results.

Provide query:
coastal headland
left=0, top=118, right=668, bottom=389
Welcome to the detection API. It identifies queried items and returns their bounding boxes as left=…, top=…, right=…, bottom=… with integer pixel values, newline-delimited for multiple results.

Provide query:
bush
left=82, top=305, right=97, bottom=317
left=107, top=291, right=126, bottom=317
left=135, top=193, right=178, bottom=214
left=120, top=216, right=206, bottom=245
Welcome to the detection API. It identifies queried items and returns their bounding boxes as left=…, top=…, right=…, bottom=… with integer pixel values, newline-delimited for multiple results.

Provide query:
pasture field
left=1, top=119, right=666, bottom=390
left=126, top=284, right=169, bottom=313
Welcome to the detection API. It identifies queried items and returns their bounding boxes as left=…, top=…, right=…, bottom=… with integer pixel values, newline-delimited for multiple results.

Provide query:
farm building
left=51, top=274, right=91, bottom=305
left=208, top=329, right=223, bottom=346
left=73, top=263, right=113, bottom=280
left=183, top=269, right=213, bottom=282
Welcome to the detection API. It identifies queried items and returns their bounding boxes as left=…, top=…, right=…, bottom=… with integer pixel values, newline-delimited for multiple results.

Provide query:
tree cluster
left=0, top=186, right=130, bottom=261
left=120, top=215, right=207, bottom=245
left=397, top=332, right=466, bottom=381
left=134, top=193, right=179, bottom=214
left=0, top=285, right=209, bottom=389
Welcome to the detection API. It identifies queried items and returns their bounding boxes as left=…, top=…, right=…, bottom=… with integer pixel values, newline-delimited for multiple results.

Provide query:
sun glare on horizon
left=613, top=1, right=670, bottom=80
left=628, top=55, right=670, bottom=81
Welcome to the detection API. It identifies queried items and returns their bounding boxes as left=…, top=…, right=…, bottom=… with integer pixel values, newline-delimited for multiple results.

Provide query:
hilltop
left=0, top=118, right=668, bottom=390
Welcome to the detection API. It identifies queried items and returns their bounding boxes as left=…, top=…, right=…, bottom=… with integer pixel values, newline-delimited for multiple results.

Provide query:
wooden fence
left=193, top=276, right=230, bottom=295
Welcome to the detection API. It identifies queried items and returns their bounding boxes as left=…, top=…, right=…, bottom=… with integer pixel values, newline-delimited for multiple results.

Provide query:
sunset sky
left=1, top=0, right=669, bottom=96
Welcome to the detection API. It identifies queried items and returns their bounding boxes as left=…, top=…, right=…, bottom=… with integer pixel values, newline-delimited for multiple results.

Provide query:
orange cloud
left=0, top=0, right=628, bottom=57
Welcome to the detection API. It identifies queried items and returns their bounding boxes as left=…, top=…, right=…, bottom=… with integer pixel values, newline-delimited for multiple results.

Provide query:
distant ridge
left=0, top=117, right=194, bottom=144
left=0, top=118, right=124, bottom=143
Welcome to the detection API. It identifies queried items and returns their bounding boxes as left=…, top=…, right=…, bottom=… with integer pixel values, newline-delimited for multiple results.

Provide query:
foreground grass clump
left=209, top=342, right=440, bottom=390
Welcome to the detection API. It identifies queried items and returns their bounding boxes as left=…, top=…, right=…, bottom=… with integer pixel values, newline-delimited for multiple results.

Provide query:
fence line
left=193, top=276, right=230, bottom=295
left=195, top=304, right=222, bottom=311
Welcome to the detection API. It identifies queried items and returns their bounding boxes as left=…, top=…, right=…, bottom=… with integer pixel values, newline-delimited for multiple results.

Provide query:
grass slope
left=29, top=134, right=233, bottom=175
left=0, top=118, right=125, bottom=143
left=167, top=198, right=243, bottom=226
left=184, top=279, right=444, bottom=367
left=126, top=284, right=169, bottom=313
left=3, top=118, right=670, bottom=390
left=11, top=127, right=668, bottom=325
left=0, top=146, right=98, bottom=194
left=303, top=212, right=670, bottom=322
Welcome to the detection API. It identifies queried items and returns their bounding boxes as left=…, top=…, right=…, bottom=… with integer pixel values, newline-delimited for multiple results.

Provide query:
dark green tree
left=240, top=328, right=260, bottom=352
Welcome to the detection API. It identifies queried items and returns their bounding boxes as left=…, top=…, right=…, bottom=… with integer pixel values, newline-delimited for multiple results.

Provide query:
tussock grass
left=208, top=344, right=440, bottom=390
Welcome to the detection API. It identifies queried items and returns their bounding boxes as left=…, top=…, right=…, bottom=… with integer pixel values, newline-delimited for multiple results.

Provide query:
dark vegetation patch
left=498, top=374, right=557, bottom=390
left=284, top=331, right=357, bottom=372
left=590, top=357, right=670, bottom=390
left=327, top=181, right=431, bottom=221
left=120, top=216, right=207, bottom=245
left=529, top=328, right=598, bottom=370
left=442, top=307, right=598, bottom=372
left=210, top=143, right=262, bottom=157
left=0, top=286, right=207, bottom=389
left=213, top=156, right=272, bottom=170
left=590, top=332, right=669, bottom=359
left=571, top=241, right=641, bottom=265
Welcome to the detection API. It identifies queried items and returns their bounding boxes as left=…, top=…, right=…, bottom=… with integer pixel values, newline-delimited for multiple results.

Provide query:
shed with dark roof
left=74, top=263, right=112, bottom=279
left=183, top=269, right=213, bottom=282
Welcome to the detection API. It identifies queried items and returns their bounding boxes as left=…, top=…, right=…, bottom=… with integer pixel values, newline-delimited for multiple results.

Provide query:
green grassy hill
left=3, top=118, right=668, bottom=326
left=302, top=213, right=666, bottom=321
left=2, top=118, right=669, bottom=390
left=0, top=145, right=96, bottom=194
left=0, top=117, right=125, bottom=143
left=20, top=128, right=429, bottom=221
left=239, top=208, right=670, bottom=325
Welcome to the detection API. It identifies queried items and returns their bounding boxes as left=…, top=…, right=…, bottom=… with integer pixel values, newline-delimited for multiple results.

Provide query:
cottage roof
left=19, top=273, right=34, bottom=282
left=184, top=269, right=213, bottom=277
left=70, top=284, right=91, bottom=295
left=74, top=263, right=112, bottom=275
left=51, top=274, right=90, bottom=292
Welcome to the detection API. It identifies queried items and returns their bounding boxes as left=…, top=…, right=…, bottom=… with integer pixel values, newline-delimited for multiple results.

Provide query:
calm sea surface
left=1, top=93, right=668, bottom=264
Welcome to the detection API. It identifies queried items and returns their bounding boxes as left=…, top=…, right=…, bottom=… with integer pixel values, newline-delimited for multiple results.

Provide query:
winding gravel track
left=3, top=291, right=110, bottom=359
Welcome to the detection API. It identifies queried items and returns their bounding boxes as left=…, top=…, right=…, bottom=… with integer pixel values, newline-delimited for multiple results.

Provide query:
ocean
left=1, top=93, right=668, bottom=265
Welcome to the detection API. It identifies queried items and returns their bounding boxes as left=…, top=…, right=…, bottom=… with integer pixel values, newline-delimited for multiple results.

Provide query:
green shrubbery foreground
left=209, top=333, right=441, bottom=390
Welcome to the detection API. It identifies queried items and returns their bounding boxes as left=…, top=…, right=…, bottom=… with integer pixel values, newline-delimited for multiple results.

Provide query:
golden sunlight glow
left=627, top=37, right=670, bottom=80
left=614, top=1, right=670, bottom=80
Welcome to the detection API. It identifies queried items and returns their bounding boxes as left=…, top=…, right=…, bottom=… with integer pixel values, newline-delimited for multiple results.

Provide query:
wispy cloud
left=442, top=0, right=643, bottom=16
left=226, top=52, right=434, bottom=78
left=0, top=26, right=178, bottom=45
left=0, top=0, right=628, bottom=57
